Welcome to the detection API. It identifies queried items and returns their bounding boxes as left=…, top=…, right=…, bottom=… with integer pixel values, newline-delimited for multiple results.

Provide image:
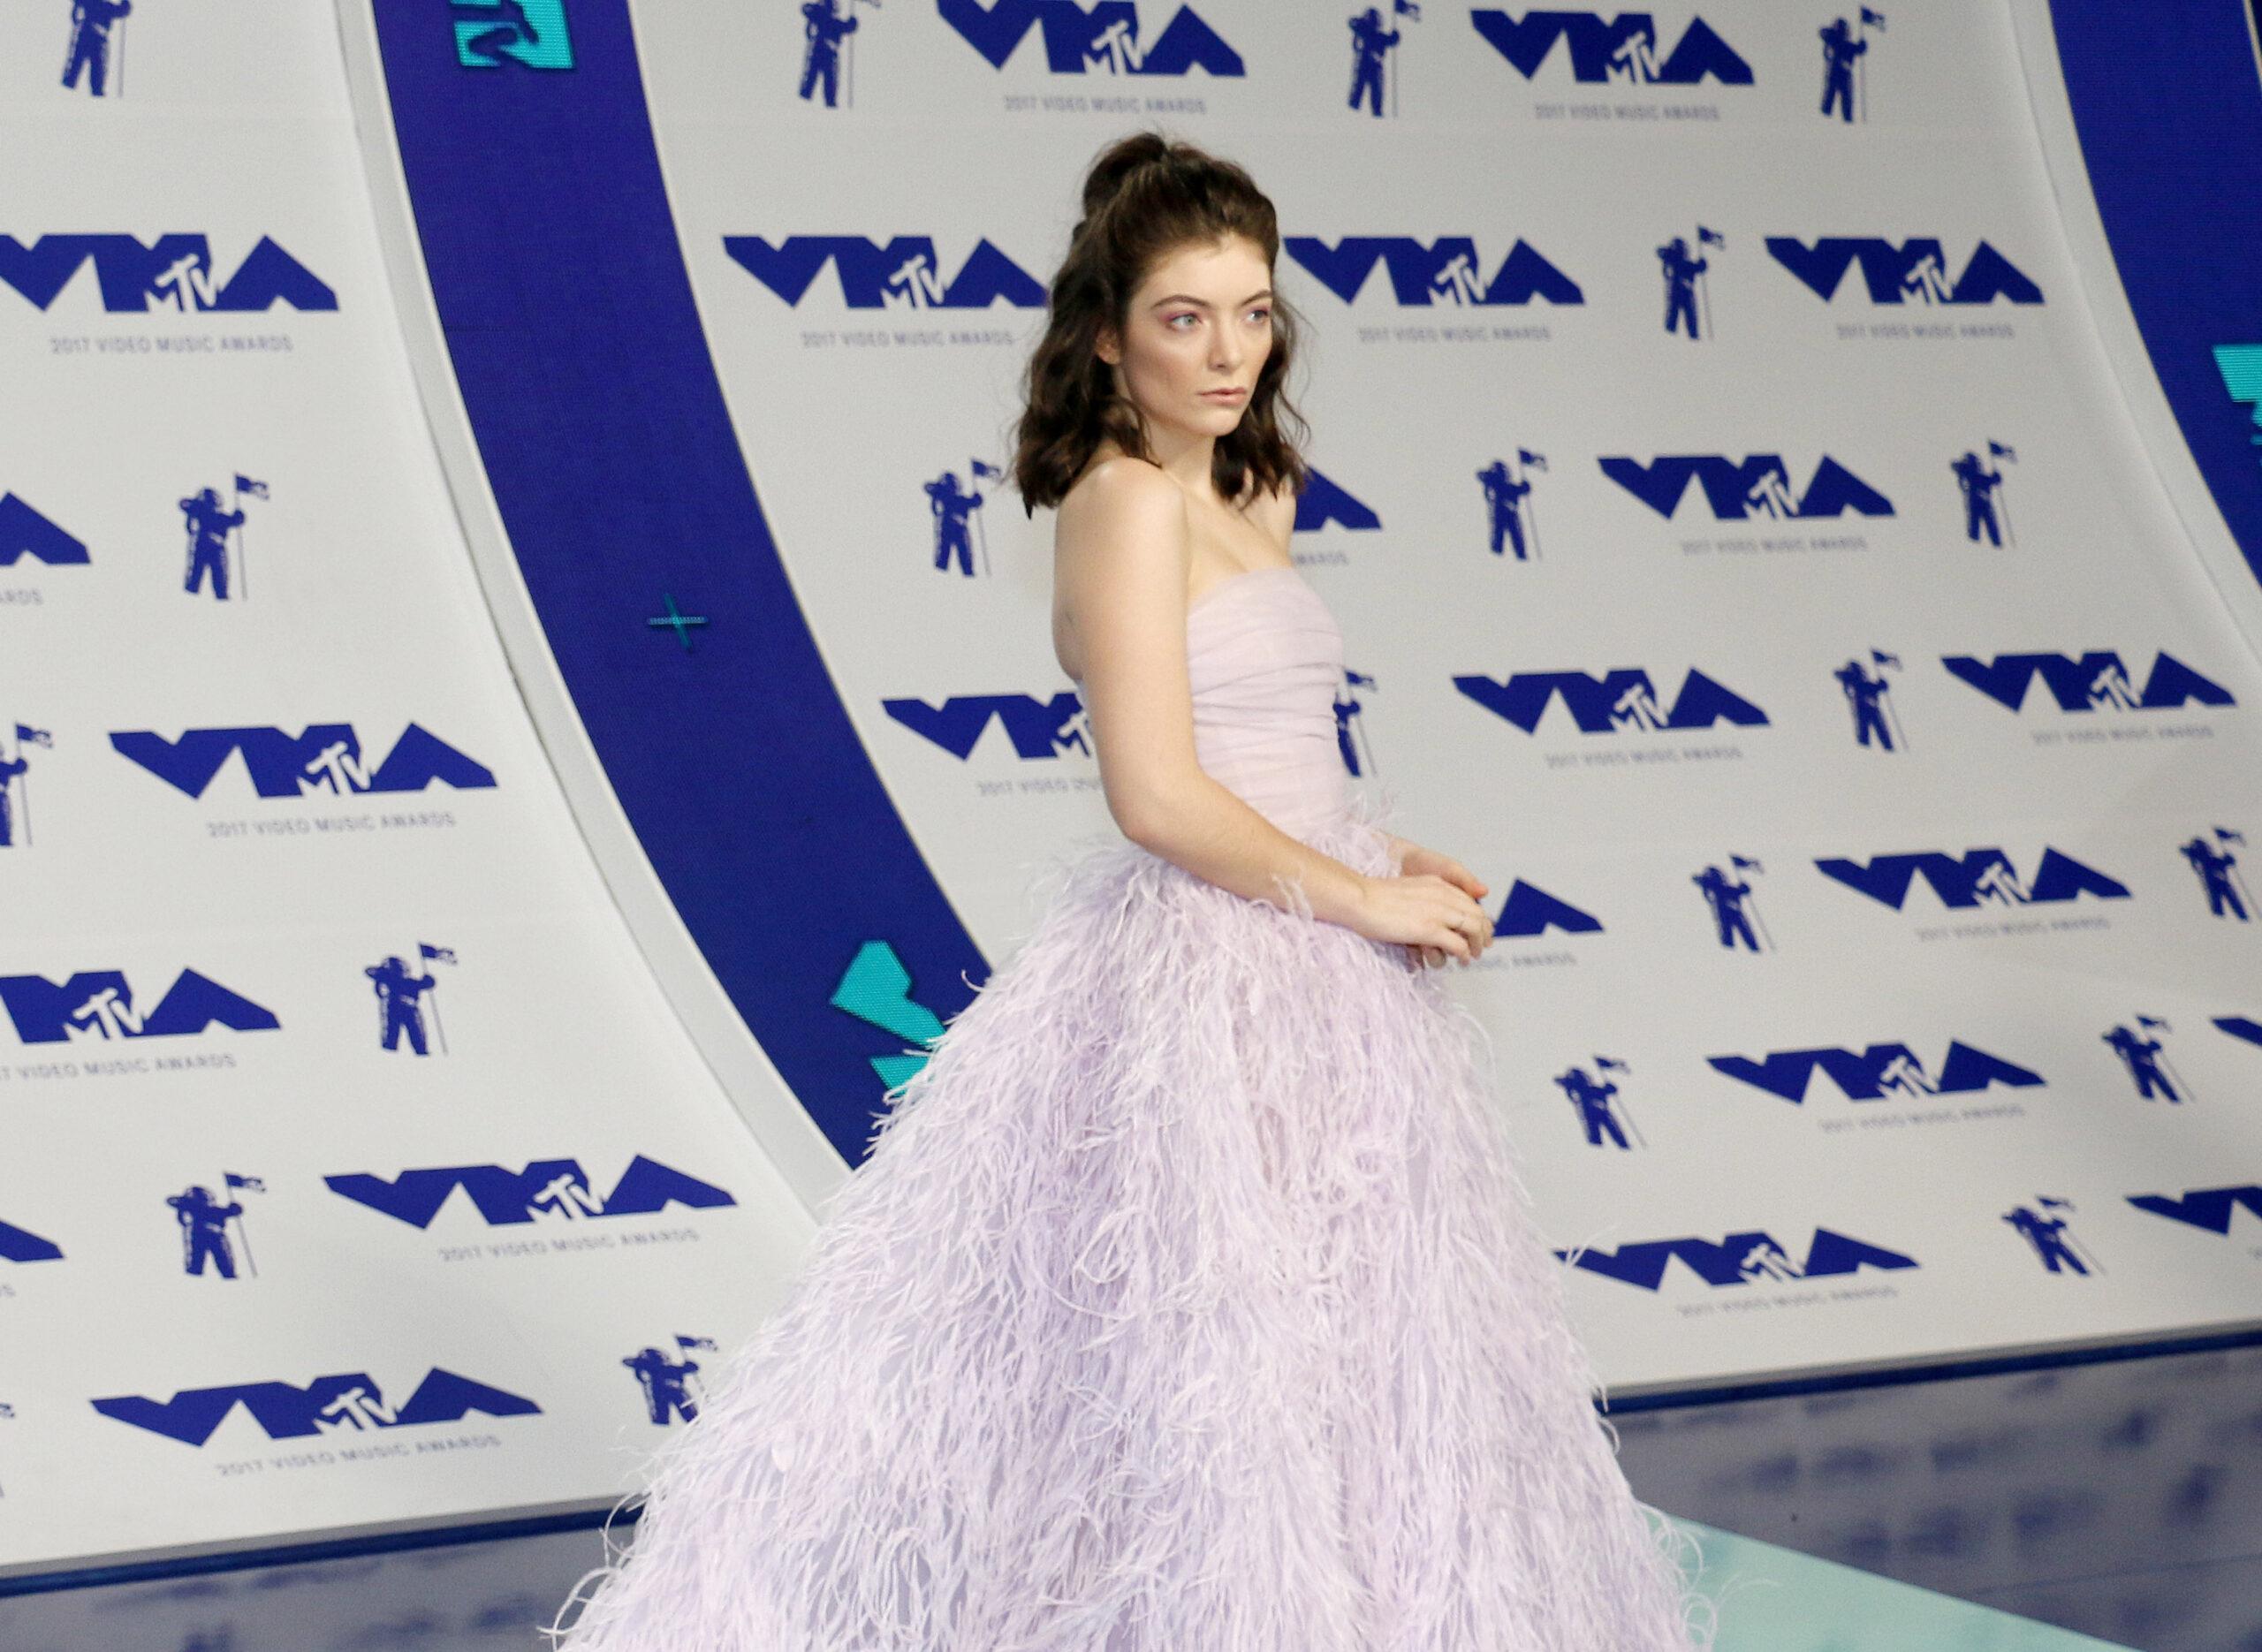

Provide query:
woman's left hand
left=1394, top=841, right=1492, bottom=969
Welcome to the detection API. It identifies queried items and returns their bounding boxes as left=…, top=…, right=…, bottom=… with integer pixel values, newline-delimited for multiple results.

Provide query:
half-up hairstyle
left=1011, top=129, right=1312, bottom=516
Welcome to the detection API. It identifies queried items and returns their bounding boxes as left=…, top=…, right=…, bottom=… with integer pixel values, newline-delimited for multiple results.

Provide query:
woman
left=548, top=131, right=1718, bottom=1651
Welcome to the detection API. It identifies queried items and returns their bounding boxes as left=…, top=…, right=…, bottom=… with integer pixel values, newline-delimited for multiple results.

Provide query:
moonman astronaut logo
left=2004, top=1195, right=2099, bottom=1276
left=1346, top=3, right=1422, bottom=117
left=0, top=235, right=338, bottom=313
left=937, top=0, right=1244, bottom=76
left=1477, top=451, right=1545, bottom=558
left=926, top=459, right=1002, bottom=577
left=1456, top=667, right=1768, bottom=733
left=324, top=1156, right=738, bottom=1228
left=0, top=968, right=278, bottom=1044
left=0, top=723, right=54, bottom=847
left=1818, top=10, right=1884, bottom=124
left=452, top=0, right=574, bottom=69
left=179, top=475, right=269, bottom=602
left=725, top=236, right=1047, bottom=310
left=2101, top=1013, right=2197, bottom=1103
left=0, top=493, right=91, bottom=566
left=1837, top=650, right=1909, bottom=752
left=1708, top=1041, right=2044, bottom=1104
left=795, top=0, right=870, bottom=105
left=1691, top=854, right=1772, bottom=950
left=2179, top=827, right=2251, bottom=921
left=1555, top=1055, right=1643, bottom=1148
left=1941, top=652, right=2235, bottom=715
left=1657, top=226, right=1726, bottom=340
left=1600, top=454, right=1893, bottom=519
left=1557, top=1228, right=1918, bottom=1291
left=366, top=943, right=459, bottom=1055
left=1469, top=10, right=1751, bottom=85
left=168, top=1173, right=267, bottom=1279
left=1815, top=847, right=2130, bottom=910
left=61, top=0, right=133, bottom=98
left=1765, top=237, right=2042, bottom=305
left=1949, top=441, right=2017, bottom=542
left=1286, top=235, right=1583, bottom=307
left=626, top=1335, right=717, bottom=1424
left=110, top=724, right=497, bottom=799
left=92, top=1368, right=543, bottom=1445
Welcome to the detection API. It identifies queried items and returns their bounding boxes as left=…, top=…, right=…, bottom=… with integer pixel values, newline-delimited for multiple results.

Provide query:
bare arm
left=1054, top=459, right=1375, bottom=928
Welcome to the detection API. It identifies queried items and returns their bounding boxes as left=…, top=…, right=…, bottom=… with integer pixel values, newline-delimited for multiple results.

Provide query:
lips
left=1201, top=387, right=1248, bottom=400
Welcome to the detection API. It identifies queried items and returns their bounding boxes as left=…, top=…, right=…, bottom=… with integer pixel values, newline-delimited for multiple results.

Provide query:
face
left=1097, top=233, right=1273, bottom=444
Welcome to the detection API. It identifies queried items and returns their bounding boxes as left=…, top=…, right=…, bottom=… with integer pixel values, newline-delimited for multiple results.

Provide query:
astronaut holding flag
left=0, top=724, right=53, bottom=848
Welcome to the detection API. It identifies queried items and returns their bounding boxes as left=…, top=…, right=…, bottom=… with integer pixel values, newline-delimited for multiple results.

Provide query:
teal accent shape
left=453, top=0, right=575, bottom=70
left=2213, top=342, right=2262, bottom=438
left=831, top=941, right=947, bottom=1094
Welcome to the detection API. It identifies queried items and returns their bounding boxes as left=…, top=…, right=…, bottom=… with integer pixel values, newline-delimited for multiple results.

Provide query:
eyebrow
left=1148, top=290, right=1273, bottom=309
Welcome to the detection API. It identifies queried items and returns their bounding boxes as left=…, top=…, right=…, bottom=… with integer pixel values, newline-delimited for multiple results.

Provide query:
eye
left=1247, top=307, right=1271, bottom=323
left=1167, top=312, right=1198, bottom=328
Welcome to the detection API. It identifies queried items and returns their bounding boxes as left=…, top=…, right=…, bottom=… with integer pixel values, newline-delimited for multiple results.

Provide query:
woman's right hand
left=1351, top=873, right=1495, bottom=969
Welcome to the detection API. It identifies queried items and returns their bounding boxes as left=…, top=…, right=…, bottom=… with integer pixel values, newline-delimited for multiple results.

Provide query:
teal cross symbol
left=647, top=593, right=710, bottom=652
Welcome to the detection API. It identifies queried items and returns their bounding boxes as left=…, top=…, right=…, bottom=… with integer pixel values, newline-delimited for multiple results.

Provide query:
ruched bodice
left=1067, top=562, right=1350, bottom=836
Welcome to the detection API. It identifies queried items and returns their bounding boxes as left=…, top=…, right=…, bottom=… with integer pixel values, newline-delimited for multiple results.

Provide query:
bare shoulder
left=1056, top=454, right=1189, bottom=574
left=1060, top=453, right=1185, bottom=529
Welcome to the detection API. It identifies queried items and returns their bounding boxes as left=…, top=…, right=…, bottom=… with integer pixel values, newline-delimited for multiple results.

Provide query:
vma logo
left=1497, top=878, right=1605, bottom=937
left=1285, top=236, right=1583, bottom=307
left=1709, top=1041, right=2045, bottom=1104
left=1601, top=454, right=1892, bottom=519
left=1457, top=668, right=1767, bottom=733
left=1766, top=238, right=2042, bottom=306
left=1817, top=848, right=2129, bottom=910
left=453, top=0, right=573, bottom=69
left=0, top=969, right=278, bottom=1045
left=725, top=237, right=1045, bottom=311
left=884, top=693, right=1088, bottom=761
left=110, top=724, right=497, bottom=799
left=1, top=1217, right=64, bottom=1264
left=1469, top=10, right=1750, bottom=84
left=92, top=1368, right=542, bottom=1446
left=2128, top=1184, right=2262, bottom=1236
left=0, top=494, right=90, bottom=566
left=1942, top=652, right=2235, bottom=715
left=1561, top=1228, right=1917, bottom=1290
left=0, top=236, right=336, bottom=314
left=938, top=0, right=1242, bottom=75
left=325, top=1156, right=737, bottom=1227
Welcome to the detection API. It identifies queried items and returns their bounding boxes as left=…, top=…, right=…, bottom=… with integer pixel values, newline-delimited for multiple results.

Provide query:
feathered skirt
left=547, top=786, right=1717, bottom=1650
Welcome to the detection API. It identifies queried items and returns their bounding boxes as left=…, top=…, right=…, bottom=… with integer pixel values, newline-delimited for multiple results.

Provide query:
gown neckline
left=1187, top=562, right=1302, bottom=618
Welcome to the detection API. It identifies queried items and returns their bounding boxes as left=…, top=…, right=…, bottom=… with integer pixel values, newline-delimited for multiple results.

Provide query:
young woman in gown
left=546, top=130, right=1719, bottom=1651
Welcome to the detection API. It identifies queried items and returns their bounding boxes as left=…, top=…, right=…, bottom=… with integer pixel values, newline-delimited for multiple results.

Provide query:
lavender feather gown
left=548, top=563, right=1718, bottom=1650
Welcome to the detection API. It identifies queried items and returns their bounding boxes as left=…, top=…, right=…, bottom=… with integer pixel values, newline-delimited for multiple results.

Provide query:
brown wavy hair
left=1011, top=130, right=1312, bottom=516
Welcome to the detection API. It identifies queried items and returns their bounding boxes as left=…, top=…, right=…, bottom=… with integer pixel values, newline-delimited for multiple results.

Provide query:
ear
left=1094, top=323, right=1120, bottom=368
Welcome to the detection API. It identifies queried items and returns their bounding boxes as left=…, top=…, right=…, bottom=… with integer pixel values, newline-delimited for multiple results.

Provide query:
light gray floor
left=5, top=1344, right=2255, bottom=1650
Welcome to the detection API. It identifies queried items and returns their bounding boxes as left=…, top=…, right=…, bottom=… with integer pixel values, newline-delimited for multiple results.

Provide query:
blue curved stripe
left=369, top=2, right=985, bottom=1161
left=2050, top=0, right=2262, bottom=591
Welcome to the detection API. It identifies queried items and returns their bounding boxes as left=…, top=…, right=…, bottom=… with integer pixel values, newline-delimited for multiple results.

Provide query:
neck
left=1137, top=417, right=1219, bottom=503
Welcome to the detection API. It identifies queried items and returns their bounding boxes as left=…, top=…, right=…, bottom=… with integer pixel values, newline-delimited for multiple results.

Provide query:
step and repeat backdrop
left=3, top=0, right=2260, bottom=1586
left=0, top=0, right=825, bottom=1583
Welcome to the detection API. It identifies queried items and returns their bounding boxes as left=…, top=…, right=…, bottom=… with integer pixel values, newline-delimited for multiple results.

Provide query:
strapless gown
left=546, top=563, right=1719, bottom=1650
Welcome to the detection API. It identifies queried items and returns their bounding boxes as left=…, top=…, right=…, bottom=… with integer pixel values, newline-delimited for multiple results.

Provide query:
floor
left=9, top=1342, right=2260, bottom=1650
